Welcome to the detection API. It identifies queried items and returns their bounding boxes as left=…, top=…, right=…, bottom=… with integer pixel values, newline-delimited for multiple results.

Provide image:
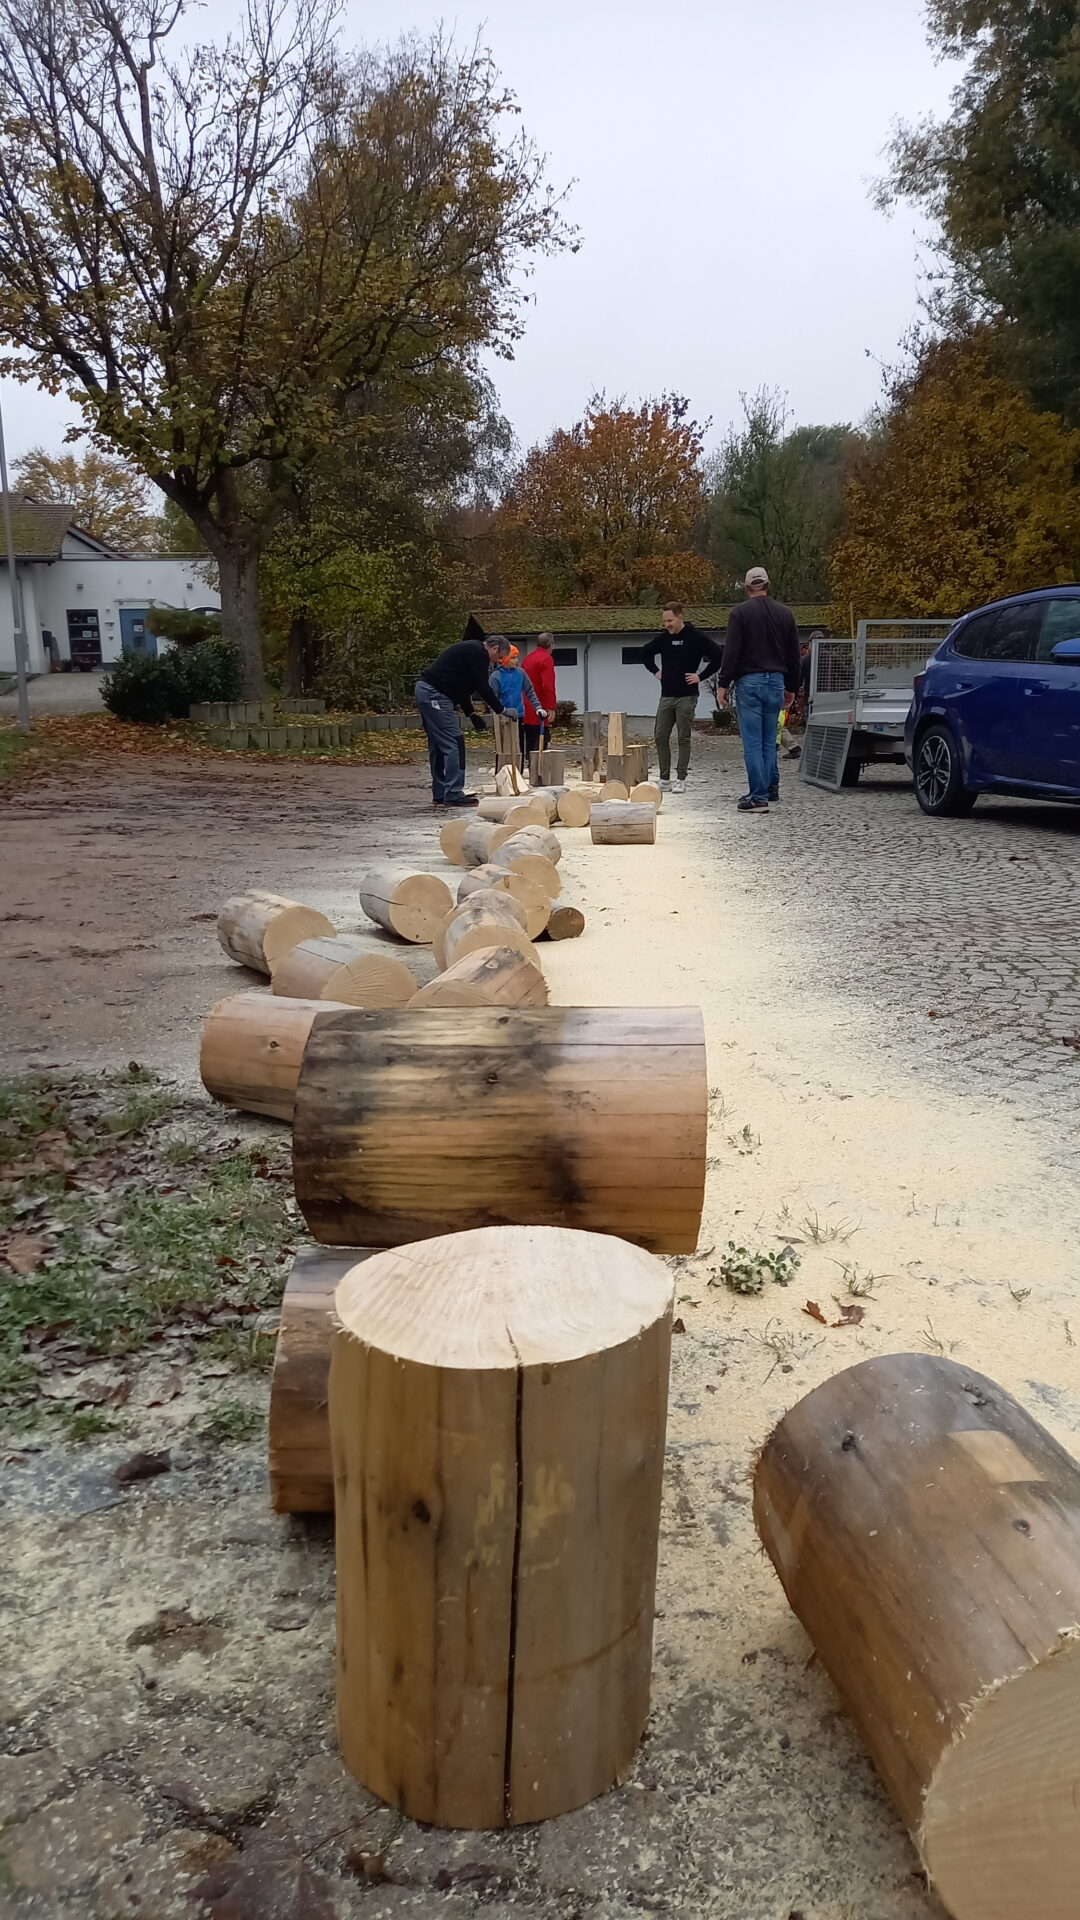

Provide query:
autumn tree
left=0, top=0, right=567, bottom=693
left=12, top=445, right=158, bottom=551
left=705, top=391, right=860, bottom=601
left=494, top=393, right=715, bottom=605
left=829, top=331, right=1080, bottom=617
left=882, top=1, right=1080, bottom=423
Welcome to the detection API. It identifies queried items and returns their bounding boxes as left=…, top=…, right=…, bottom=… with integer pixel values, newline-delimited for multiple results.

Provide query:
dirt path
left=2, top=741, right=1078, bottom=1916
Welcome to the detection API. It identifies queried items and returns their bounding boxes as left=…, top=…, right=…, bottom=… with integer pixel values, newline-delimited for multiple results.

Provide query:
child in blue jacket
left=489, top=647, right=541, bottom=765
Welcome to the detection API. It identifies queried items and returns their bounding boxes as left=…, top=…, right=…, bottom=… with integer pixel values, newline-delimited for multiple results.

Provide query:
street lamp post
left=0, top=395, right=30, bottom=733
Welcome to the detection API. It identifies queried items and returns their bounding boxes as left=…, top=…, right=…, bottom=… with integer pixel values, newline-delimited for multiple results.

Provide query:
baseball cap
left=744, top=566, right=770, bottom=588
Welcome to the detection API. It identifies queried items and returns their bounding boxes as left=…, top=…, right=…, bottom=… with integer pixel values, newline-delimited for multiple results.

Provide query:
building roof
left=0, top=495, right=77, bottom=561
left=467, top=604, right=830, bottom=635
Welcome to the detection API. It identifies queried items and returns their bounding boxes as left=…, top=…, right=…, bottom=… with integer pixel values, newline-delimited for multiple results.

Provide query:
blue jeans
left=735, top=672, right=785, bottom=802
left=415, top=680, right=467, bottom=802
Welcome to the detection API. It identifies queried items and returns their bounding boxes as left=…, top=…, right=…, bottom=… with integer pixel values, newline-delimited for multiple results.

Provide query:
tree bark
left=285, top=614, right=320, bottom=697
left=216, top=537, right=267, bottom=699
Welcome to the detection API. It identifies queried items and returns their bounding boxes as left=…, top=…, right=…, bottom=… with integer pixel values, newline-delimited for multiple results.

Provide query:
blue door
left=944, top=602, right=1043, bottom=782
left=119, top=608, right=155, bottom=656
left=1015, top=596, right=1080, bottom=792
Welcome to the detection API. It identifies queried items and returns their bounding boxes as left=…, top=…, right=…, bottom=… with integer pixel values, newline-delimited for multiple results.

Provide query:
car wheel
left=914, top=724, right=977, bottom=817
left=840, top=757, right=862, bottom=787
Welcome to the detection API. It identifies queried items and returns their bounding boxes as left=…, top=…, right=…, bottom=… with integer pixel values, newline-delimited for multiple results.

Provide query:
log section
left=442, top=899, right=537, bottom=974
left=268, top=1245, right=375, bottom=1512
left=200, top=992, right=349, bottom=1121
left=410, top=944, right=549, bottom=1008
left=580, top=712, right=604, bottom=779
left=455, top=866, right=550, bottom=935
left=503, top=797, right=550, bottom=832
left=537, top=748, right=565, bottom=785
left=631, top=782, right=663, bottom=809
left=540, top=904, right=585, bottom=941
left=493, top=824, right=561, bottom=865
left=217, top=890, right=335, bottom=975
left=461, top=819, right=515, bottom=868
left=330, top=1224, right=673, bottom=1826
left=600, top=780, right=629, bottom=802
left=293, top=1005, right=707, bottom=1252
left=359, top=866, right=453, bottom=942
left=590, top=802, right=657, bottom=845
left=606, top=711, right=625, bottom=757
left=556, top=790, right=592, bottom=828
left=489, top=845, right=561, bottom=898
left=439, top=819, right=471, bottom=867
left=270, top=937, right=425, bottom=1008
left=433, top=890, right=528, bottom=968
left=754, top=1353, right=1080, bottom=1920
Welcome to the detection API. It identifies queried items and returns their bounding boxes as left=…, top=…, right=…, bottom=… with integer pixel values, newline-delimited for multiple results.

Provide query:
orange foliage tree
left=493, top=393, right=716, bottom=604
left=830, top=331, right=1080, bottom=618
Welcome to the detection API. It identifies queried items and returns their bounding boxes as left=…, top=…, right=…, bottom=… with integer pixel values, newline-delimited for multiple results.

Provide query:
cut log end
left=409, top=944, right=549, bottom=1008
left=556, top=790, right=592, bottom=828
left=541, top=905, right=585, bottom=941
left=630, top=782, right=663, bottom=810
left=217, top=891, right=335, bottom=975
left=439, top=819, right=471, bottom=867
left=200, top=992, right=349, bottom=1121
left=359, top=866, right=453, bottom=943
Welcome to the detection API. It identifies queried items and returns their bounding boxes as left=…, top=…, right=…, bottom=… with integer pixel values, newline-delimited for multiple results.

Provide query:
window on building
left=551, top=647, right=578, bottom=666
left=621, top=645, right=646, bottom=665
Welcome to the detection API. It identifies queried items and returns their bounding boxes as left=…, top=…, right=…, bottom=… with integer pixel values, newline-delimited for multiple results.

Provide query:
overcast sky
left=1, top=0, right=956, bottom=464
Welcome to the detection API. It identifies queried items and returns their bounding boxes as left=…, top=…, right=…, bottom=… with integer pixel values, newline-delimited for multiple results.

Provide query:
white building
left=464, top=604, right=829, bottom=722
left=0, top=495, right=220, bottom=676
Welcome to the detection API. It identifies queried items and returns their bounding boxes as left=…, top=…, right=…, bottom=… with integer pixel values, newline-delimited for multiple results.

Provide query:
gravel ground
left=2, top=735, right=1078, bottom=1919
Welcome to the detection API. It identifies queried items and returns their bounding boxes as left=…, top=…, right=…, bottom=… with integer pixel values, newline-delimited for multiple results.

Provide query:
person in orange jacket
left=520, top=632, right=557, bottom=762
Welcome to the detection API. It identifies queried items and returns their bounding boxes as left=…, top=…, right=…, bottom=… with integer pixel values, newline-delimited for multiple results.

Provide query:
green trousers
left=654, top=694, right=697, bottom=780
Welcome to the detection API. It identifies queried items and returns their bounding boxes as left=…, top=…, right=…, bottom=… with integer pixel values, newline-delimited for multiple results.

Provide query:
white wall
left=0, top=555, right=219, bottom=674
left=547, top=636, right=719, bottom=723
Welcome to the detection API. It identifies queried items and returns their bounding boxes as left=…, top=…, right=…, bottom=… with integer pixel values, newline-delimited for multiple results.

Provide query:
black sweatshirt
left=641, top=623, right=724, bottom=696
left=420, top=640, right=503, bottom=712
left=718, top=596, right=801, bottom=690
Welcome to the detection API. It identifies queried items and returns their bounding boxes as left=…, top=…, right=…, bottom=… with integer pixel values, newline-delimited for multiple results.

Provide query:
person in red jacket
left=520, top=632, right=557, bottom=762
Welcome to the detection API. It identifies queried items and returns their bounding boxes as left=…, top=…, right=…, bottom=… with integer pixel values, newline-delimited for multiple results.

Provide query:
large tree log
left=539, top=903, right=585, bottom=941
left=503, top=797, right=550, bottom=832
left=411, top=944, right=549, bottom=1009
left=217, top=890, right=335, bottom=975
left=631, top=781, right=663, bottom=809
left=359, top=866, right=453, bottom=942
left=438, top=819, right=471, bottom=867
left=590, top=802, right=657, bottom=845
left=200, top=992, right=349, bottom=1121
left=754, top=1353, right=1080, bottom=1920
left=269, top=1245, right=375, bottom=1512
left=330, top=1224, right=674, bottom=1826
left=433, top=890, right=529, bottom=968
left=270, top=937, right=428, bottom=1006
left=461, top=818, right=515, bottom=868
left=293, top=1006, right=707, bottom=1252
left=489, top=845, right=561, bottom=898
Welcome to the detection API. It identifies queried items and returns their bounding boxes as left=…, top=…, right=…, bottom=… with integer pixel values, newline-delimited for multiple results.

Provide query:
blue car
left=905, top=586, right=1080, bottom=816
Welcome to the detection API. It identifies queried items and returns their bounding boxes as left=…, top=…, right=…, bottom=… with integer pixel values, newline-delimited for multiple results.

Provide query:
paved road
left=700, top=736, right=1080, bottom=1126
left=0, top=669, right=107, bottom=717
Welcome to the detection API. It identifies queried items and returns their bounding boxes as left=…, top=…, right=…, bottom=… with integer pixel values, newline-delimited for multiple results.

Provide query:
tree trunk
left=285, top=614, right=320, bottom=697
left=217, top=539, right=267, bottom=699
left=754, top=1353, right=1080, bottom=1920
left=330, top=1224, right=674, bottom=1826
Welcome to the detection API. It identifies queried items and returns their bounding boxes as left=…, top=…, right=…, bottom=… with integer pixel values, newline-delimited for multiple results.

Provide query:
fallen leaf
left=3, top=1232, right=49, bottom=1275
left=671, top=1317, right=686, bottom=1334
left=1062, top=1035, right=1080, bottom=1051
left=832, top=1301, right=865, bottom=1327
left=194, top=1831, right=338, bottom=1919
left=802, top=1301, right=828, bottom=1324
left=113, top=1448, right=172, bottom=1484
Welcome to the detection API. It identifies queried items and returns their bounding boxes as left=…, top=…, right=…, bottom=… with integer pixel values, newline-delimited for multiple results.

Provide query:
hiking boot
left=768, top=784, right=779, bottom=802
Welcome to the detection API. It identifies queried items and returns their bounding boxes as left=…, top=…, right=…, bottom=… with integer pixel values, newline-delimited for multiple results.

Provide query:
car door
left=943, top=603, right=1042, bottom=781
left=1014, top=596, right=1080, bottom=792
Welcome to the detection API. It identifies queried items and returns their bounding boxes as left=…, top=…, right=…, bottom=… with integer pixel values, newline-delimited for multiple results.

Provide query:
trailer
left=801, top=619, right=956, bottom=791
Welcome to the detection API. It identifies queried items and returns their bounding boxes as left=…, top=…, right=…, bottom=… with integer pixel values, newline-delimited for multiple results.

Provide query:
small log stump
left=754, top=1353, right=1080, bottom=1920
left=630, top=781, right=663, bottom=810
left=556, top=790, right=592, bottom=827
left=217, top=890, right=335, bottom=975
left=600, top=780, right=629, bottom=802
left=270, top=937, right=425, bottom=1007
left=359, top=866, right=453, bottom=943
left=269, top=1245, right=376, bottom=1512
left=540, top=904, right=585, bottom=941
left=330, top=1224, right=674, bottom=1827
left=439, top=819, right=471, bottom=867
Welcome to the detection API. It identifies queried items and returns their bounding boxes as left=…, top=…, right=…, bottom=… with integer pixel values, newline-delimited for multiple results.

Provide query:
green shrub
left=102, top=639, right=243, bottom=724
left=553, top=699, right=578, bottom=728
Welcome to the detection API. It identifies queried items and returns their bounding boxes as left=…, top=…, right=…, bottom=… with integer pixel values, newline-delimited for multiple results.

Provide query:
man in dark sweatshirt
left=717, top=567, right=801, bottom=813
left=415, top=635, right=506, bottom=808
left=641, top=603, right=724, bottom=792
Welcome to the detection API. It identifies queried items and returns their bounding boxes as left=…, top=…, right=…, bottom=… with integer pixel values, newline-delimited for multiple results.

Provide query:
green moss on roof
left=471, top=604, right=829, bottom=634
left=0, top=496, right=73, bottom=561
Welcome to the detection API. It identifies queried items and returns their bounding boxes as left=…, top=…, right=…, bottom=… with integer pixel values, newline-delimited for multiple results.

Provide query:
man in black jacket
left=415, top=636, right=506, bottom=808
left=717, top=568, right=800, bottom=813
left=641, top=603, right=724, bottom=792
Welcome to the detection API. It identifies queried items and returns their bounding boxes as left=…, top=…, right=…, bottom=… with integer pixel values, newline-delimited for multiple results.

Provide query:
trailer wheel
left=840, top=756, right=862, bottom=787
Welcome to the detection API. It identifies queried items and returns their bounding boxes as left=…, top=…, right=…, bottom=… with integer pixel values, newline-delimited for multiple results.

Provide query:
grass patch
left=198, top=1401, right=262, bottom=1444
left=710, top=1240, right=801, bottom=1297
left=0, top=723, right=69, bottom=788
left=0, top=1069, right=294, bottom=1434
